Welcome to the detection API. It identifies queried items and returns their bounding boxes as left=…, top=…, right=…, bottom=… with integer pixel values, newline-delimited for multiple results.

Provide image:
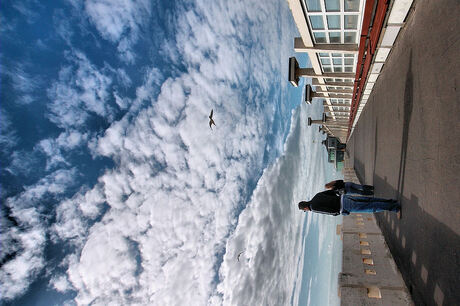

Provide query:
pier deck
left=346, top=0, right=460, bottom=304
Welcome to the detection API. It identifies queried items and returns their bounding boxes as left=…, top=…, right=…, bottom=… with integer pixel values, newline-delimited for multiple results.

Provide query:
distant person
left=298, top=190, right=400, bottom=216
left=325, top=179, right=374, bottom=195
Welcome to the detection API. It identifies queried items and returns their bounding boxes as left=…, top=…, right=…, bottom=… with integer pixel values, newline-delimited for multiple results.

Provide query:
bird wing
left=209, top=109, right=213, bottom=119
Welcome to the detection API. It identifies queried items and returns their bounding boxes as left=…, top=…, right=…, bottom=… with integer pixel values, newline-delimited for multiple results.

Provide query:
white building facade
left=287, top=0, right=414, bottom=142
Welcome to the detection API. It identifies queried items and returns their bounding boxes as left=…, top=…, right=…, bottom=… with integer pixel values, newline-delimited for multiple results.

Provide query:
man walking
left=298, top=189, right=400, bottom=216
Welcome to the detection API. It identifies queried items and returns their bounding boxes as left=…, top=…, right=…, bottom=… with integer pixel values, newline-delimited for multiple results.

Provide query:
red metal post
left=347, top=0, right=390, bottom=139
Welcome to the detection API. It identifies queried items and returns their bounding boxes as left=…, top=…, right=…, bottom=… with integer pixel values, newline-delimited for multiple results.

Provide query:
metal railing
left=348, top=0, right=390, bottom=139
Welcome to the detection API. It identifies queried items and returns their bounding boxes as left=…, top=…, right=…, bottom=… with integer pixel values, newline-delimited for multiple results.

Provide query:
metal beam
left=323, top=102, right=352, bottom=106
left=294, top=37, right=359, bottom=54
left=315, top=93, right=353, bottom=99
left=326, top=108, right=351, bottom=111
left=328, top=104, right=351, bottom=108
left=297, top=68, right=355, bottom=80
left=327, top=112, right=350, bottom=115
left=325, top=109, right=351, bottom=112
left=313, top=79, right=354, bottom=86
left=325, top=111, right=350, bottom=115
left=316, top=88, right=353, bottom=94
left=327, top=114, right=350, bottom=117
left=326, top=113, right=350, bottom=117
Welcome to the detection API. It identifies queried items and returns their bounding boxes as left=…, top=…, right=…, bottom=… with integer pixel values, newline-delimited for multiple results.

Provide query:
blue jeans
left=342, top=195, right=400, bottom=214
left=344, top=182, right=373, bottom=195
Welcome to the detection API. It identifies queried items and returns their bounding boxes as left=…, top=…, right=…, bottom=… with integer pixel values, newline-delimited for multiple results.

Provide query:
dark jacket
left=310, top=190, right=341, bottom=216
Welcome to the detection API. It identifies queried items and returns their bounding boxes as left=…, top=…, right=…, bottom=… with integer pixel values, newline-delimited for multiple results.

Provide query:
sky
left=0, top=0, right=342, bottom=305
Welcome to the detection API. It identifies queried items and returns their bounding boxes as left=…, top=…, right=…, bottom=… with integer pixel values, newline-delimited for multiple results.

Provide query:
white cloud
left=67, top=221, right=141, bottom=304
left=0, top=169, right=78, bottom=300
left=53, top=9, right=74, bottom=45
left=0, top=109, right=18, bottom=153
left=50, top=274, right=73, bottom=293
left=52, top=183, right=106, bottom=246
left=116, top=37, right=136, bottom=64
left=3, top=64, right=40, bottom=105
left=47, top=51, right=114, bottom=129
left=37, top=130, right=88, bottom=171
left=6, top=150, right=41, bottom=178
left=214, top=104, right=324, bottom=305
left=116, top=68, right=132, bottom=88
left=84, top=0, right=151, bottom=63
left=113, top=91, right=130, bottom=110
left=2, top=0, right=305, bottom=303
left=12, top=1, right=41, bottom=24
left=52, top=0, right=301, bottom=304
left=84, top=0, right=149, bottom=42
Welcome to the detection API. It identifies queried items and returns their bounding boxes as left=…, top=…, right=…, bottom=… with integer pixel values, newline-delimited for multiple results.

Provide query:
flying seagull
left=209, top=109, right=216, bottom=130
left=237, top=251, right=244, bottom=262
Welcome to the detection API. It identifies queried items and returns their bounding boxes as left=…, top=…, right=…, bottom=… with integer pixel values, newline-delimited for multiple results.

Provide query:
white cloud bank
left=0, top=169, right=78, bottom=300
left=215, top=103, right=327, bottom=305
left=54, top=0, right=299, bottom=304
left=84, top=0, right=151, bottom=63
left=1, top=0, right=308, bottom=304
left=47, top=51, right=114, bottom=130
left=0, top=109, right=18, bottom=153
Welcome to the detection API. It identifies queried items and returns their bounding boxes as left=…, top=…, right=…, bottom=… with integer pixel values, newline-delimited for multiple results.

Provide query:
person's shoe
left=362, top=186, right=374, bottom=195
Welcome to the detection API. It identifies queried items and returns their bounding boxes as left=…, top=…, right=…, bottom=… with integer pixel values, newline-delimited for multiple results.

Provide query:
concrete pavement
left=346, top=0, right=460, bottom=305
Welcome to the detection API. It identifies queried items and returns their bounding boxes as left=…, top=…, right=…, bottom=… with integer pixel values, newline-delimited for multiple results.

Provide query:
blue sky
left=1, top=0, right=341, bottom=305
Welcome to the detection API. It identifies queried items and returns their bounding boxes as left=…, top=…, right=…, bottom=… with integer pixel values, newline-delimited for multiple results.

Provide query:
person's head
left=298, top=201, right=311, bottom=212
left=325, top=180, right=336, bottom=189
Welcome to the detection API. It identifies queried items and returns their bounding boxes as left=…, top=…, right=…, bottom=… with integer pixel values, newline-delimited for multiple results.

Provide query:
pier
left=287, top=0, right=460, bottom=304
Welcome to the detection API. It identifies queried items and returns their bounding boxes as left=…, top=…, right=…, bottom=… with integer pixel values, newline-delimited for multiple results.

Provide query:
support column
left=305, top=84, right=326, bottom=104
left=308, top=113, right=327, bottom=126
left=289, top=57, right=355, bottom=87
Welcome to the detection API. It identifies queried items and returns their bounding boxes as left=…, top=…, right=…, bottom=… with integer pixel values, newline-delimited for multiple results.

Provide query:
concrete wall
left=339, top=214, right=412, bottom=305
left=339, top=158, right=412, bottom=305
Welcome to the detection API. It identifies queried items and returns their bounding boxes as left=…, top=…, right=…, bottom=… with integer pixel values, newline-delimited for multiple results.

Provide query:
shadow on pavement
left=372, top=120, right=378, bottom=181
left=371, top=174, right=460, bottom=306
left=397, top=50, right=414, bottom=201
